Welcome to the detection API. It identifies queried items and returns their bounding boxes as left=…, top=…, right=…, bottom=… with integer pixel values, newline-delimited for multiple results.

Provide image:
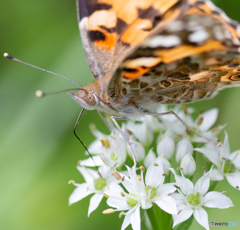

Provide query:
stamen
left=104, top=193, right=109, bottom=198
left=68, top=180, right=75, bottom=184
left=112, top=171, right=121, bottom=180
left=202, top=167, right=208, bottom=173
left=197, top=116, right=204, bottom=126
left=35, top=90, right=44, bottom=98
left=119, top=212, right=125, bottom=218
left=140, top=165, right=145, bottom=172
left=103, top=209, right=115, bottom=214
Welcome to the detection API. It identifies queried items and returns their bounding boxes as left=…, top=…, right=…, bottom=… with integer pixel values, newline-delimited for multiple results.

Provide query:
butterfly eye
left=86, top=93, right=97, bottom=106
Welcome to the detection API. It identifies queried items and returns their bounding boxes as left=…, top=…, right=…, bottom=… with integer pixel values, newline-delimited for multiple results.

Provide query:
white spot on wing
left=142, top=35, right=181, bottom=48
left=188, top=30, right=209, bottom=43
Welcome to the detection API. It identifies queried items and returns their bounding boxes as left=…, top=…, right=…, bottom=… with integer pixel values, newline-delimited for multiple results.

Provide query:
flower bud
left=176, top=138, right=193, bottom=163
left=180, top=153, right=196, bottom=176
left=127, top=137, right=145, bottom=161
left=157, top=135, right=175, bottom=159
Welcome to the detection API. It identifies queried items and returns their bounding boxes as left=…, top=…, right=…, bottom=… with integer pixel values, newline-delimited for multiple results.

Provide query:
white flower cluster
left=69, top=106, right=239, bottom=230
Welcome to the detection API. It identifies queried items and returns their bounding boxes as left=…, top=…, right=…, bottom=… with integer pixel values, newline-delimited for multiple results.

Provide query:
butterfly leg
left=111, top=116, right=137, bottom=168
left=97, top=111, right=113, bottom=132
left=74, top=108, right=101, bottom=176
left=146, top=110, right=218, bottom=145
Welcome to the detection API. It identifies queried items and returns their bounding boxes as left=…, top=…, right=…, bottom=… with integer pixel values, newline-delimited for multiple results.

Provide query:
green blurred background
left=1, top=0, right=240, bottom=229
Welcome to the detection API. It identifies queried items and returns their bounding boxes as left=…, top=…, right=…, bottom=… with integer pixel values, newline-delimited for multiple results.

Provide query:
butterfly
left=69, top=0, right=240, bottom=121
left=67, top=0, right=240, bottom=156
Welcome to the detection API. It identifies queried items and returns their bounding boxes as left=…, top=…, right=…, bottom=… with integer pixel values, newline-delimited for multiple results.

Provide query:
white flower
left=83, top=127, right=127, bottom=168
left=105, top=159, right=177, bottom=230
left=171, top=169, right=233, bottom=230
left=190, top=108, right=223, bottom=143
left=158, top=106, right=222, bottom=143
left=144, top=149, right=156, bottom=168
left=195, top=132, right=240, bottom=189
left=157, top=105, right=194, bottom=136
left=126, top=119, right=154, bottom=146
left=157, top=135, right=175, bottom=159
left=176, top=138, right=193, bottom=163
left=127, top=137, right=145, bottom=162
left=180, top=153, right=196, bottom=176
left=69, top=165, right=117, bottom=216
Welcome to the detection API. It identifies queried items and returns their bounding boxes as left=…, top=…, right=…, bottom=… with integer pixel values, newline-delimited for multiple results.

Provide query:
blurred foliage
left=1, top=0, right=240, bottom=229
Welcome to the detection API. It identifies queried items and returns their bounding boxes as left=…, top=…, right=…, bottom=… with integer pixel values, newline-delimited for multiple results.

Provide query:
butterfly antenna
left=4, top=53, right=82, bottom=87
left=74, top=108, right=101, bottom=176
left=35, top=88, right=80, bottom=98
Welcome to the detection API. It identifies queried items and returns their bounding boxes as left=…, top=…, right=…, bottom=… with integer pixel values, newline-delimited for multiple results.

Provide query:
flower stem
left=208, top=181, right=218, bottom=191
left=146, top=208, right=159, bottom=230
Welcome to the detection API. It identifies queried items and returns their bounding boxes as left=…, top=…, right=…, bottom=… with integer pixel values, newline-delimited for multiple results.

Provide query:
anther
left=119, top=212, right=125, bottom=218
left=112, top=171, right=122, bottom=180
left=35, top=90, right=44, bottom=98
left=197, top=116, right=204, bottom=126
left=139, top=165, right=145, bottom=172
left=104, top=193, right=109, bottom=198
left=103, top=208, right=114, bottom=214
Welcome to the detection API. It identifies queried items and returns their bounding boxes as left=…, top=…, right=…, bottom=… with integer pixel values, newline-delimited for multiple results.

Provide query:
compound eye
left=86, top=93, right=96, bottom=106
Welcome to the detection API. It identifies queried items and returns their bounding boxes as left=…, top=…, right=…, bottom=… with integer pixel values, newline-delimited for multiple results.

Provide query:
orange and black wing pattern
left=107, top=0, right=240, bottom=108
left=77, top=0, right=188, bottom=79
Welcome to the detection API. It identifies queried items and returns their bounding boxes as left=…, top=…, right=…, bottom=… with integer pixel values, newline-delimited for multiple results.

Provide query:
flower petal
left=172, top=207, right=193, bottom=227
left=197, top=108, right=218, bottom=131
left=157, top=135, right=175, bottom=159
left=77, top=166, right=98, bottom=184
left=158, top=183, right=176, bottom=196
left=226, top=172, right=240, bottom=190
left=145, top=158, right=164, bottom=188
left=144, top=149, right=156, bottom=168
left=194, top=147, right=220, bottom=166
left=193, top=208, right=209, bottom=230
left=121, top=214, right=131, bottom=230
left=88, top=193, right=103, bottom=216
left=180, top=153, right=196, bottom=176
left=69, top=183, right=93, bottom=205
left=154, top=196, right=177, bottom=214
left=210, top=168, right=224, bottom=181
left=176, top=138, right=193, bottom=163
left=131, top=206, right=141, bottom=230
left=170, top=169, right=193, bottom=195
left=229, top=150, right=240, bottom=168
left=127, top=137, right=145, bottom=162
left=195, top=171, right=210, bottom=195
left=203, top=191, right=234, bottom=209
left=80, top=156, right=104, bottom=167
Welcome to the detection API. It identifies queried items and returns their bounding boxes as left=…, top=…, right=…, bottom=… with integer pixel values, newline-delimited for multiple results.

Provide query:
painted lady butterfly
left=69, top=0, right=240, bottom=128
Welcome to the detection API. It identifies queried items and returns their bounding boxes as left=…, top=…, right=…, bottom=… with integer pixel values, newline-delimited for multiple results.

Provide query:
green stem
left=208, top=181, right=218, bottom=191
left=146, top=208, right=159, bottom=230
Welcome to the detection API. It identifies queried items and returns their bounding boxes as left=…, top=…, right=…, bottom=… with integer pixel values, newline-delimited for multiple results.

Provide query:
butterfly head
left=68, top=89, right=99, bottom=111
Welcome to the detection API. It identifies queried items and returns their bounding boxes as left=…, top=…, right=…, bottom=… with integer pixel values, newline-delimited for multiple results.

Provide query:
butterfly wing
left=107, top=0, right=240, bottom=112
left=77, top=0, right=188, bottom=79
